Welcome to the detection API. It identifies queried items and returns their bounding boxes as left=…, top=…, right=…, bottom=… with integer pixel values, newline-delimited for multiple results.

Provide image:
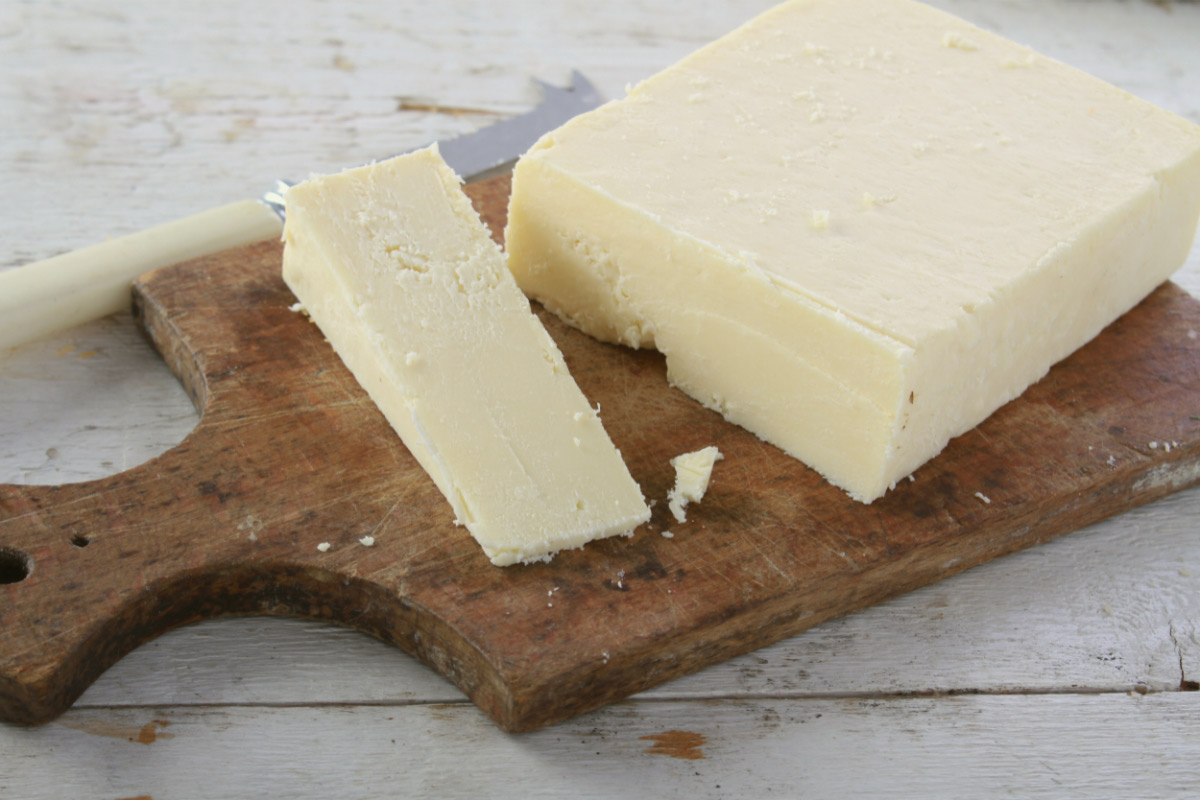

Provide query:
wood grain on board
left=2, top=174, right=1199, bottom=732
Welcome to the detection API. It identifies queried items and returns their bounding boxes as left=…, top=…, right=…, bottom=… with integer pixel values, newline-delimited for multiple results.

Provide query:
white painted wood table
left=2, top=1, right=1199, bottom=797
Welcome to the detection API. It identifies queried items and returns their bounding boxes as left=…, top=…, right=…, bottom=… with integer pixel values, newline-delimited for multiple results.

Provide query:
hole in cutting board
left=0, top=548, right=31, bottom=584
left=0, top=312, right=199, bottom=486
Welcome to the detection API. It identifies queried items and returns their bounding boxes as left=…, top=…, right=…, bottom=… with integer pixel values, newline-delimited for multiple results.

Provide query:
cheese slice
left=667, top=446, right=723, bottom=523
left=282, top=146, right=650, bottom=565
left=505, top=0, right=1200, bottom=502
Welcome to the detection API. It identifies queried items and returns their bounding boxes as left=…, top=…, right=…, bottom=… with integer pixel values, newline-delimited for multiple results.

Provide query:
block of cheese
left=667, top=446, right=723, bottom=523
left=282, top=146, right=650, bottom=565
left=504, top=0, right=1200, bottom=502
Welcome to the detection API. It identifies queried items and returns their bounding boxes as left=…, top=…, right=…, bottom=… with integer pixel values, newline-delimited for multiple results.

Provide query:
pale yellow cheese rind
left=282, top=146, right=650, bottom=565
left=505, top=0, right=1200, bottom=502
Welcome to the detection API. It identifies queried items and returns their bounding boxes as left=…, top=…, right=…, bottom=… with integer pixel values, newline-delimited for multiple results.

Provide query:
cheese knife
left=0, top=71, right=603, bottom=353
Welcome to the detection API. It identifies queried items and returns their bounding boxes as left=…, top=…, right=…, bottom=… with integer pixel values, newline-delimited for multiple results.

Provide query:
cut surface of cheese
left=667, top=446, right=723, bottom=523
left=282, top=146, right=650, bottom=565
left=504, top=0, right=1200, bottom=503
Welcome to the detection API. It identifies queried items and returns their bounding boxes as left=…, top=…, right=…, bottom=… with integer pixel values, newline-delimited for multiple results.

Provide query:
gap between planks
left=68, top=681, right=1197, bottom=715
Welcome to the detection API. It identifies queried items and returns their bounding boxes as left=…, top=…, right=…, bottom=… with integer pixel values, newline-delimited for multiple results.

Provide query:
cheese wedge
left=505, top=0, right=1200, bottom=502
left=282, top=146, right=650, bottom=565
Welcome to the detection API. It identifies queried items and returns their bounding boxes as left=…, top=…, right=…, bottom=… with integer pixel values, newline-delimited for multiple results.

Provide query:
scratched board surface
left=2, top=175, right=1199, bottom=732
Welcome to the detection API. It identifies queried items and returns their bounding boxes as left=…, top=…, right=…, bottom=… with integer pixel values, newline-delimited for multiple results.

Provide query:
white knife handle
left=0, top=199, right=284, bottom=352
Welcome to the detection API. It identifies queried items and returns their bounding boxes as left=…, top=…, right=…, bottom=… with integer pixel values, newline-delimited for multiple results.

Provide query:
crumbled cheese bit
left=861, top=192, right=876, bottom=209
left=974, top=491, right=991, bottom=504
left=942, top=31, right=980, bottom=51
left=359, top=535, right=375, bottom=547
left=317, top=542, right=331, bottom=552
left=667, top=446, right=724, bottom=523
left=1102, top=604, right=1114, bottom=617
left=1188, top=329, right=1198, bottom=340
left=811, top=209, right=831, bottom=230
left=1149, top=441, right=1159, bottom=449
left=661, top=530, right=675, bottom=539
left=288, top=301, right=308, bottom=315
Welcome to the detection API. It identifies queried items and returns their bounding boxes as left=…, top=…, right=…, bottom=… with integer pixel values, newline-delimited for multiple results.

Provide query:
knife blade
left=0, top=72, right=603, bottom=354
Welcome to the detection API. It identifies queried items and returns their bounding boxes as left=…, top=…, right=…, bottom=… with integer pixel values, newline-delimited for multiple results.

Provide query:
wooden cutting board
left=3, top=175, right=1199, bottom=732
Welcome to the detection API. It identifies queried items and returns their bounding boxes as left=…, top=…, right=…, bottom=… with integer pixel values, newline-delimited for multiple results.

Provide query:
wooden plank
left=3, top=176, right=1199, bottom=731
left=2, top=694, right=1198, bottom=799
left=0, top=312, right=199, bottom=486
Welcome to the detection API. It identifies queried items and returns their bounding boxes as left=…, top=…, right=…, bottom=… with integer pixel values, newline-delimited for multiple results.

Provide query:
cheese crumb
left=288, top=301, right=308, bottom=315
left=662, top=530, right=675, bottom=539
left=667, top=446, right=724, bottom=523
left=317, top=542, right=331, bottom=552
left=359, top=535, right=375, bottom=547
left=861, top=192, right=877, bottom=209
left=942, top=31, right=980, bottom=51
left=974, top=491, right=991, bottom=504
left=811, top=209, right=831, bottom=230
